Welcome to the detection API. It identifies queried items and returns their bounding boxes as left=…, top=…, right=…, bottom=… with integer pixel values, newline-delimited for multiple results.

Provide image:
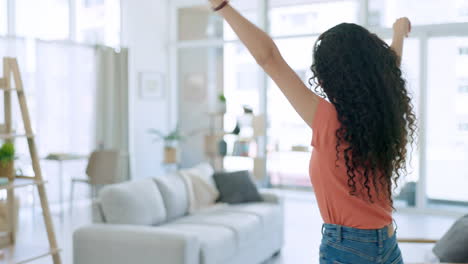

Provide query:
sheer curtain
left=36, top=42, right=98, bottom=204
left=0, top=37, right=97, bottom=205
left=35, top=41, right=96, bottom=155
left=95, top=46, right=129, bottom=182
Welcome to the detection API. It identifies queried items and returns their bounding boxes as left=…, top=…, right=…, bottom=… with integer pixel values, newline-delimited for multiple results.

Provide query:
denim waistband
left=322, top=222, right=396, bottom=244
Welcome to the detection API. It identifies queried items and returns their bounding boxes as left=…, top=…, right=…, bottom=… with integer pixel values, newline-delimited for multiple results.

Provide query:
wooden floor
left=3, top=190, right=461, bottom=264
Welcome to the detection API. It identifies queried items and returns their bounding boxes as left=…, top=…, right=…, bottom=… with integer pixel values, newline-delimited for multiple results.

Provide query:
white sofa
left=73, top=168, right=284, bottom=264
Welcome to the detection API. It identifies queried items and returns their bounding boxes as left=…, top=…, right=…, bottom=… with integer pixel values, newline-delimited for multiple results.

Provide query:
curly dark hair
left=309, top=23, right=417, bottom=206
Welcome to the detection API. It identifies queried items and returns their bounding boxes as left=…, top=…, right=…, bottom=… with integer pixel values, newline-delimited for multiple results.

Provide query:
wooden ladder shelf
left=0, top=57, right=61, bottom=263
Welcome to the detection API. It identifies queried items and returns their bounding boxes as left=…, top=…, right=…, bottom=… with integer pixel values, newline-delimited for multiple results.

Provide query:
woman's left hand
left=208, top=0, right=225, bottom=9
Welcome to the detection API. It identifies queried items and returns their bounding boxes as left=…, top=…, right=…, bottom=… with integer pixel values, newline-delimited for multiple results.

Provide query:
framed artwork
left=139, top=72, right=164, bottom=100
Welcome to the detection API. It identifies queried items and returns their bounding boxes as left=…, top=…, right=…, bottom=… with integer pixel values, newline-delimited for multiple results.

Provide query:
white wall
left=121, top=0, right=170, bottom=178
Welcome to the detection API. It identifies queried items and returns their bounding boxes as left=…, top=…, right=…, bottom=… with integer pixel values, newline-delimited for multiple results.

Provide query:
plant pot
left=214, top=102, right=226, bottom=114
left=0, top=161, right=14, bottom=181
left=164, top=146, right=178, bottom=164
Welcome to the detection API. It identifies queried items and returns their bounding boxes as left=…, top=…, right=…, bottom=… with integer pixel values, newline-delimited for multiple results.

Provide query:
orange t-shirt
left=309, top=97, right=392, bottom=229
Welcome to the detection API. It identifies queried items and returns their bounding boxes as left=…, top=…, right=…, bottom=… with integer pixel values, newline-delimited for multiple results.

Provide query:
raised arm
left=391, top=17, right=411, bottom=66
left=209, top=0, right=320, bottom=128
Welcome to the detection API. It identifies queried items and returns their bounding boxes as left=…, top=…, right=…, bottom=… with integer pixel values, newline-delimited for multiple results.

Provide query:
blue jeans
left=320, top=223, right=404, bottom=264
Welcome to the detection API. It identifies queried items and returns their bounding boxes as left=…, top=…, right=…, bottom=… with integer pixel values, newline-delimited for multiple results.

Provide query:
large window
left=16, top=0, right=70, bottom=40
left=369, top=0, right=468, bottom=27
left=1, top=0, right=120, bottom=45
left=174, top=0, right=468, bottom=211
left=0, top=0, right=119, bottom=206
left=0, top=0, right=6, bottom=35
left=0, top=38, right=97, bottom=206
left=270, top=0, right=359, bottom=36
left=76, top=0, right=121, bottom=46
left=267, top=0, right=359, bottom=187
left=222, top=43, right=261, bottom=172
left=426, top=37, right=468, bottom=203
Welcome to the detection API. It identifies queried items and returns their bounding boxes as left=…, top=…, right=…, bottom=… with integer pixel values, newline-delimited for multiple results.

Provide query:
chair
left=70, top=150, right=121, bottom=211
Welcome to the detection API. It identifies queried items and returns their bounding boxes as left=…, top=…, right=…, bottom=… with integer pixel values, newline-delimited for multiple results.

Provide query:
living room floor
left=9, top=190, right=459, bottom=264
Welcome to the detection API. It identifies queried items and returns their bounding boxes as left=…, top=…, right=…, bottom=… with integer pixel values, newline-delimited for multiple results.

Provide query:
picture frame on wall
left=139, top=72, right=164, bottom=100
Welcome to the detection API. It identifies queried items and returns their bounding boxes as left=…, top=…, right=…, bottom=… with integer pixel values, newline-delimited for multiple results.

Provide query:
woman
left=208, top=1, right=416, bottom=263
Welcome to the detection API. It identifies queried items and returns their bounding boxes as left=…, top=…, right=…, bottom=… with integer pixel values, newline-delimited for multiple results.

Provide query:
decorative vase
left=164, top=146, right=178, bottom=164
left=215, top=102, right=226, bottom=114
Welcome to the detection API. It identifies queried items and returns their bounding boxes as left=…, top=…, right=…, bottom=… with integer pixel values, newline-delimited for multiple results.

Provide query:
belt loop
left=378, top=229, right=383, bottom=247
left=337, top=226, right=342, bottom=242
left=321, top=224, right=325, bottom=235
left=393, top=219, right=398, bottom=233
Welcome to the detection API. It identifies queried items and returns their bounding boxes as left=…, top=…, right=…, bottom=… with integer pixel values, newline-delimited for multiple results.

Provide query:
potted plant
left=0, top=142, right=19, bottom=239
left=148, top=126, right=184, bottom=164
left=217, top=93, right=227, bottom=114
left=0, top=142, right=15, bottom=180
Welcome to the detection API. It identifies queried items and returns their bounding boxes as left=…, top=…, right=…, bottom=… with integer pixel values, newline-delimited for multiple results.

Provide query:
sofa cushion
left=174, top=209, right=262, bottom=247
left=222, top=202, right=283, bottom=227
left=213, top=170, right=262, bottom=204
left=154, top=173, right=189, bottom=221
left=162, top=223, right=236, bottom=264
left=222, top=202, right=284, bottom=244
left=99, top=178, right=167, bottom=225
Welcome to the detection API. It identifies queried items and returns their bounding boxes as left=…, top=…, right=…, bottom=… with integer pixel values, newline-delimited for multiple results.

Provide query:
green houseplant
left=148, top=126, right=184, bottom=164
left=217, top=93, right=227, bottom=114
left=0, top=142, right=15, bottom=180
left=218, top=94, right=226, bottom=103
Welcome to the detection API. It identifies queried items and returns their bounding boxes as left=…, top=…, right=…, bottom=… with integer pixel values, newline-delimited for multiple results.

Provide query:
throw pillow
left=191, top=163, right=217, bottom=190
left=179, top=168, right=219, bottom=213
left=433, top=214, right=468, bottom=262
left=213, top=170, right=262, bottom=204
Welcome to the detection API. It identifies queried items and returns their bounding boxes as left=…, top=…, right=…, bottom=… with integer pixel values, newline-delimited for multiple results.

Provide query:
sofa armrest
left=259, top=189, right=283, bottom=205
left=74, top=224, right=200, bottom=264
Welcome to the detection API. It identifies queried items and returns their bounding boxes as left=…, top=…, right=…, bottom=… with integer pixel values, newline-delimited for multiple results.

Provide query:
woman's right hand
left=393, top=17, right=411, bottom=38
